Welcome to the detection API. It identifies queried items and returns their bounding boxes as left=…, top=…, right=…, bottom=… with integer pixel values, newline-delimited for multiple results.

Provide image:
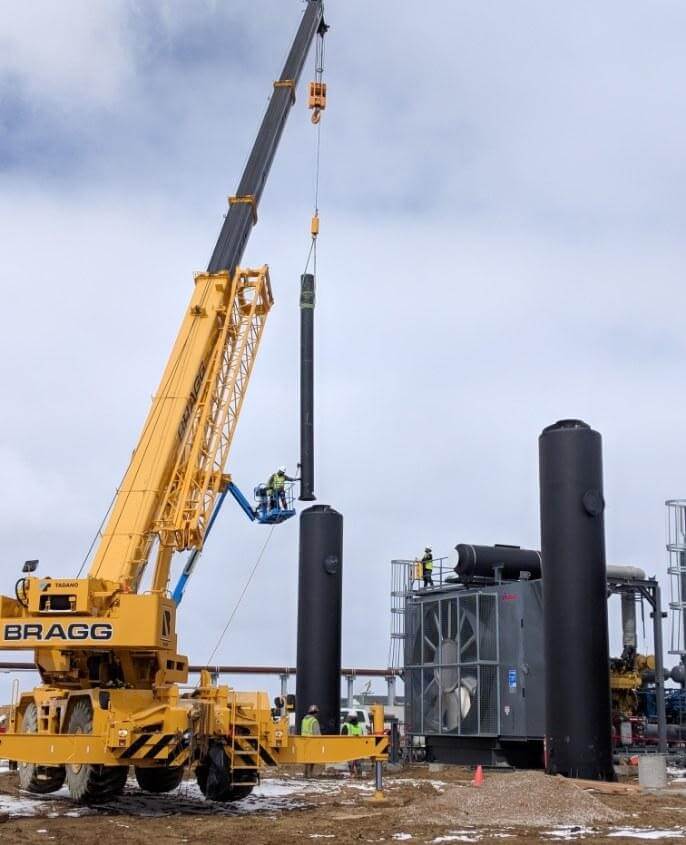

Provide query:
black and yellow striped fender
left=115, top=731, right=190, bottom=766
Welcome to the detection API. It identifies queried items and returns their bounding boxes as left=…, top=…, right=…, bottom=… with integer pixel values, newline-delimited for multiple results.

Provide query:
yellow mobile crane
left=0, top=2, right=387, bottom=802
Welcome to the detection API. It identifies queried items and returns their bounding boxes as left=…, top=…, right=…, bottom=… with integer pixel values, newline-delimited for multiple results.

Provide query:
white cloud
left=0, top=0, right=685, bottom=705
left=0, top=1, right=132, bottom=106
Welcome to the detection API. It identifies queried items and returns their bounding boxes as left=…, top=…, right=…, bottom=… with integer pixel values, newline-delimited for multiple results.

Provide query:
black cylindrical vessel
left=299, top=273, right=316, bottom=501
left=296, top=505, right=342, bottom=735
left=455, top=543, right=542, bottom=581
left=539, top=419, right=614, bottom=781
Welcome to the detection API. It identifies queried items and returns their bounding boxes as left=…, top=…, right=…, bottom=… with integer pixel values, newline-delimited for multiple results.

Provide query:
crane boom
left=88, top=2, right=325, bottom=591
left=89, top=267, right=273, bottom=590
left=208, top=0, right=326, bottom=274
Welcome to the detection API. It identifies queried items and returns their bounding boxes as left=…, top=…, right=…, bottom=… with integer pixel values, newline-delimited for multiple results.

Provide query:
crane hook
left=308, top=81, right=326, bottom=124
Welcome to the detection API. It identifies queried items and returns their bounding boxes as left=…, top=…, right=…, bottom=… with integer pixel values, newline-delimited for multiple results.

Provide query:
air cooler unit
left=404, top=580, right=544, bottom=767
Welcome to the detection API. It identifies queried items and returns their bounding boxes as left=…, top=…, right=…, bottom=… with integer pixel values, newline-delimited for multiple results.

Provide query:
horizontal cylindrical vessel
left=539, top=419, right=614, bottom=781
left=454, top=544, right=542, bottom=581
left=645, top=722, right=686, bottom=742
left=606, top=565, right=646, bottom=581
left=296, top=505, right=342, bottom=735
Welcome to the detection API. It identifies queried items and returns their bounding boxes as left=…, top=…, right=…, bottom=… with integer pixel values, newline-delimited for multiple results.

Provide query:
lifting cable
left=78, top=304, right=211, bottom=580
left=302, top=23, right=327, bottom=283
left=76, top=490, right=118, bottom=577
left=204, top=525, right=276, bottom=665
left=204, top=28, right=328, bottom=668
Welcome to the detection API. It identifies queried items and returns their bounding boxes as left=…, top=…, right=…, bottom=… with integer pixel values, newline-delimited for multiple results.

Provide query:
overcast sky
left=1, top=0, right=685, bottom=704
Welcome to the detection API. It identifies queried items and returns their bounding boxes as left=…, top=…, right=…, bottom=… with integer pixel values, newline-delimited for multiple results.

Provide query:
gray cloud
left=0, top=1, right=685, bottom=703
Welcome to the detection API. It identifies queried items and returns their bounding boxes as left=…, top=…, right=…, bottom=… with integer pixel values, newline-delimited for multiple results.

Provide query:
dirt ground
left=0, top=764, right=685, bottom=844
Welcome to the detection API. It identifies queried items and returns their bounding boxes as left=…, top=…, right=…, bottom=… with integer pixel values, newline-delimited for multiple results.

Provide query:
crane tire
left=195, top=762, right=254, bottom=802
left=64, top=698, right=128, bottom=803
left=134, top=765, right=184, bottom=793
left=17, top=702, right=66, bottom=794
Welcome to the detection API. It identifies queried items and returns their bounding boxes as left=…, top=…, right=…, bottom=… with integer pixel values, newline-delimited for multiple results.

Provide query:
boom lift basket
left=254, top=482, right=296, bottom=525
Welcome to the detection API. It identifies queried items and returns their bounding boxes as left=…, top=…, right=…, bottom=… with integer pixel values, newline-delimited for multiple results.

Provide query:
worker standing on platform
left=267, top=466, right=297, bottom=510
left=341, top=713, right=363, bottom=778
left=301, top=704, right=321, bottom=778
left=421, top=547, right=434, bottom=587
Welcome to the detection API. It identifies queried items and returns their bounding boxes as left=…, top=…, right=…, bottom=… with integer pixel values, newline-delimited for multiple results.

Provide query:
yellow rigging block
left=308, top=81, right=327, bottom=123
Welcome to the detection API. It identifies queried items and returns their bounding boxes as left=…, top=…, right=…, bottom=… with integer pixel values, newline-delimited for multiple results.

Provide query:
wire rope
left=205, top=525, right=276, bottom=665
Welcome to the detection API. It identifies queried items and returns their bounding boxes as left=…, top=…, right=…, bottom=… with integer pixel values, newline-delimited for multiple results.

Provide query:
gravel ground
left=414, top=771, right=623, bottom=828
left=0, top=765, right=685, bottom=843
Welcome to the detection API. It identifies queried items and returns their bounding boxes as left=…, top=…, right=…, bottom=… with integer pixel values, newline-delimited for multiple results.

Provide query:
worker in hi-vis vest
left=301, top=704, right=321, bottom=778
left=421, top=547, right=434, bottom=587
left=341, top=713, right=363, bottom=777
left=266, top=466, right=297, bottom=510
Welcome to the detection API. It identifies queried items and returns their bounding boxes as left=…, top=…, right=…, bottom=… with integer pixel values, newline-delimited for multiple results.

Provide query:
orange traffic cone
left=472, top=765, right=485, bottom=787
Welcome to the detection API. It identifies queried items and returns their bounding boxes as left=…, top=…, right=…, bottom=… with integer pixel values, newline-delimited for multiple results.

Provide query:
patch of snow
left=0, top=776, right=325, bottom=819
left=542, top=828, right=596, bottom=841
left=432, top=833, right=480, bottom=843
left=341, top=781, right=375, bottom=793
left=0, top=773, right=442, bottom=820
left=392, top=836, right=413, bottom=841
left=608, top=830, right=686, bottom=840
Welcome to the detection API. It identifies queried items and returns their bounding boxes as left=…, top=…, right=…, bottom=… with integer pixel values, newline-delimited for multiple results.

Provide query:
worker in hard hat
left=340, top=713, right=364, bottom=778
left=301, top=704, right=321, bottom=778
left=267, top=466, right=297, bottom=511
left=421, top=547, right=434, bottom=587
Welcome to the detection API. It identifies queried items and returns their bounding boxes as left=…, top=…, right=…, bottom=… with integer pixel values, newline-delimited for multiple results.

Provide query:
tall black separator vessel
left=539, top=419, right=614, bottom=781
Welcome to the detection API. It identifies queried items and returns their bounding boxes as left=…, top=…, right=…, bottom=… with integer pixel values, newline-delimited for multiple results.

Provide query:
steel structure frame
left=607, top=574, right=668, bottom=753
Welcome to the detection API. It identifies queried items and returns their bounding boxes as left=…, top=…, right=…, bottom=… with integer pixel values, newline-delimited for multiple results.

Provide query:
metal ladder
left=389, top=560, right=415, bottom=670
left=667, top=499, right=686, bottom=657
left=228, top=693, right=260, bottom=785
